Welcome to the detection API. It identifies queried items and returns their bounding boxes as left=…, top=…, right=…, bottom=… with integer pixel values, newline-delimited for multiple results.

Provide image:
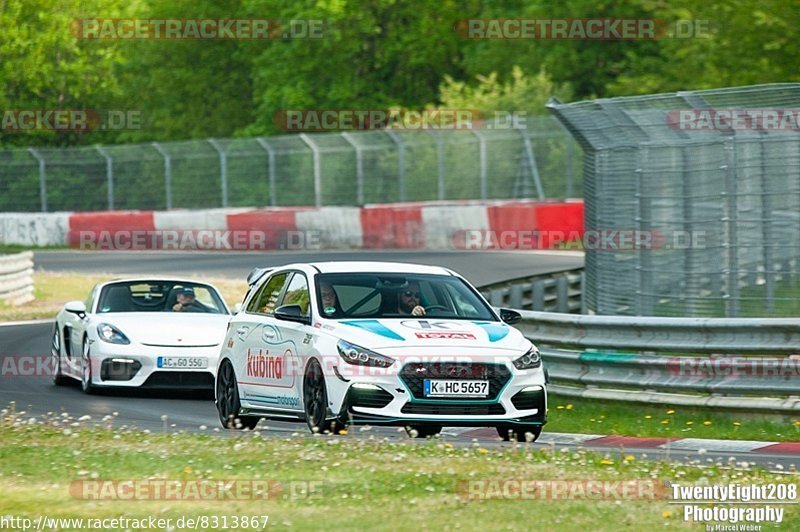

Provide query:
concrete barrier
left=0, top=200, right=585, bottom=251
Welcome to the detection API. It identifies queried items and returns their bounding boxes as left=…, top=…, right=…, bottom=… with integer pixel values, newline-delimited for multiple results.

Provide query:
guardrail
left=479, top=268, right=583, bottom=313
left=0, top=252, right=34, bottom=306
left=516, top=310, right=800, bottom=412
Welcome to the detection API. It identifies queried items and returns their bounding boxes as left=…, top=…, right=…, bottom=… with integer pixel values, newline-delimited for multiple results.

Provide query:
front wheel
left=52, top=327, right=70, bottom=386
left=216, top=360, right=260, bottom=430
left=303, top=358, right=345, bottom=434
left=496, top=425, right=542, bottom=442
left=81, top=337, right=96, bottom=394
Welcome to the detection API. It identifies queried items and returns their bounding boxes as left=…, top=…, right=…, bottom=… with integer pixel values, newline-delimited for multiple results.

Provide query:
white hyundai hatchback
left=215, top=262, right=547, bottom=440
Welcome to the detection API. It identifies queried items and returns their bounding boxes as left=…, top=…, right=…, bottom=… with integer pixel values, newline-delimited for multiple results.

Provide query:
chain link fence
left=0, top=116, right=581, bottom=212
left=549, top=83, right=800, bottom=318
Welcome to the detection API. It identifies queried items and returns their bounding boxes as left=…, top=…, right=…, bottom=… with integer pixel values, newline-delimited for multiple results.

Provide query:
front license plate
left=157, top=357, right=208, bottom=369
left=423, top=379, right=489, bottom=397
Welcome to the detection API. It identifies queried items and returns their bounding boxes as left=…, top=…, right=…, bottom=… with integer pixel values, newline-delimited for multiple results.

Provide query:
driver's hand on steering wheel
left=411, top=305, right=426, bottom=316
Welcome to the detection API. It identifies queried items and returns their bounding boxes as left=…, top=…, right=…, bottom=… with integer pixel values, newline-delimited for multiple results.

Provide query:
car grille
left=511, top=387, right=545, bottom=411
left=401, top=403, right=506, bottom=415
left=143, top=371, right=214, bottom=389
left=349, top=387, right=394, bottom=409
left=398, top=362, right=511, bottom=401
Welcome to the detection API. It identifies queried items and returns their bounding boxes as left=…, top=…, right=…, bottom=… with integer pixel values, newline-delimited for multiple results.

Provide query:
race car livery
left=215, top=262, right=547, bottom=440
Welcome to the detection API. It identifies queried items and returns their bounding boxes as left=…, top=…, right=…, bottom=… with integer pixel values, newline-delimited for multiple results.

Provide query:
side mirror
left=65, top=301, right=87, bottom=318
left=274, top=304, right=311, bottom=325
left=499, top=308, right=521, bottom=325
left=232, top=303, right=242, bottom=314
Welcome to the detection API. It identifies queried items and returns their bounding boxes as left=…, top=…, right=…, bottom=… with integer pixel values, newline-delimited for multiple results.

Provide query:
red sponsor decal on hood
left=415, top=332, right=477, bottom=340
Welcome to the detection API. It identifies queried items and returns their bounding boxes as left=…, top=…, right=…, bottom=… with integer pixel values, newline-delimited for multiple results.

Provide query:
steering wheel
left=423, top=305, right=450, bottom=312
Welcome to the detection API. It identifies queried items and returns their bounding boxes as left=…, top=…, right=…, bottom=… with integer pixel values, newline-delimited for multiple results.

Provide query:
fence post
left=95, top=146, right=114, bottom=210
left=759, top=134, right=775, bottom=315
left=207, top=139, right=228, bottom=207
left=723, top=138, right=740, bottom=317
left=299, top=134, right=322, bottom=207
left=385, top=131, right=406, bottom=201
left=426, top=131, right=446, bottom=200
left=519, top=128, right=545, bottom=200
left=635, top=145, right=653, bottom=316
left=27, top=148, right=47, bottom=212
left=255, top=137, right=277, bottom=206
left=472, top=129, right=488, bottom=200
left=151, top=142, right=172, bottom=209
left=341, top=132, right=364, bottom=205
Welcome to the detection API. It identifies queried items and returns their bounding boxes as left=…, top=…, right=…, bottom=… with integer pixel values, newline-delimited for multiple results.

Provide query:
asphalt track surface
left=32, top=249, right=583, bottom=287
left=3, top=250, right=798, bottom=471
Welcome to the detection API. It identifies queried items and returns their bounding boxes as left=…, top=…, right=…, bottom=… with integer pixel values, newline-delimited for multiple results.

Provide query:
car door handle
left=236, top=326, right=249, bottom=338
left=262, top=329, right=276, bottom=339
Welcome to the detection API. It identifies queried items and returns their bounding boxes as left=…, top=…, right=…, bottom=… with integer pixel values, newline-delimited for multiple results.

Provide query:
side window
left=84, top=285, right=98, bottom=312
left=280, top=273, right=310, bottom=316
left=246, top=273, right=289, bottom=315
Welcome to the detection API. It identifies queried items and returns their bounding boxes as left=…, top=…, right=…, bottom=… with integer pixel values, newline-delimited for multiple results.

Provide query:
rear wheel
left=303, top=358, right=345, bottom=434
left=496, top=425, right=542, bottom=442
left=216, top=360, right=260, bottom=430
left=52, top=327, right=70, bottom=386
left=405, top=425, right=442, bottom=438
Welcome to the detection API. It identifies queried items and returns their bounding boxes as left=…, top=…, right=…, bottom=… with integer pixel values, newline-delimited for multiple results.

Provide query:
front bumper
left=88, top=340, right=220, bottom=389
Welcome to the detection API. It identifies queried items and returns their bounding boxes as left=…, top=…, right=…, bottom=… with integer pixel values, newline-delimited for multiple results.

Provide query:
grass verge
left=1, top=408, right=798, bottom=531
left=546, top=395, right=800, bottom=442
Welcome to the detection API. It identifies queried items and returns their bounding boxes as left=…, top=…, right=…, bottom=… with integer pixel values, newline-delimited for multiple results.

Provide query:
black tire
left=216, top=360, right=260, bottom=430
left=405, top=425, right=442, bottom=438
left=52, top=327, right=70, bottom=386
left=496, top=425, right=542, bottom=442
left=80, top=337, right=96, bottom=394
left=303, top=358, right=345, bottom=434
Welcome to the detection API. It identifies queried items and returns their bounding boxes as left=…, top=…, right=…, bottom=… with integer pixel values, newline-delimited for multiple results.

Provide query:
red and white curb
left=0, top=199, right=585, bottom=250
left=444, top=429, right=800, bottom=455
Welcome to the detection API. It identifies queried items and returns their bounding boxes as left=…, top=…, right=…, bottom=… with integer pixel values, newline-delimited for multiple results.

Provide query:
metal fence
left=549, top=83, right=800, bottom=317
left=0, top=116, right=581, bottom=212
left=518, top=309, right=800, bottom=412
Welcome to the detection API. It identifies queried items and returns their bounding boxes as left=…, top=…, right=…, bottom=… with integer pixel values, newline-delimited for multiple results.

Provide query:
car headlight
left=97, top=323, right=130, bottom=345
left=337, top=340, right=394, bottom=368
left=513, top=346, right=541, bottom=370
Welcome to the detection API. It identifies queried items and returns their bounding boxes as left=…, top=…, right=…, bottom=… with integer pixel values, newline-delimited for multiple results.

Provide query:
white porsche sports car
left=52, top=278, right=231, bottom=393
left=216, top=262, right=547, bottom=440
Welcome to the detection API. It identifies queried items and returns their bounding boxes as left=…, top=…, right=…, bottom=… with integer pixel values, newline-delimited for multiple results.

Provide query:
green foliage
left=1, top=0, right=799, bottom=148
left=437, top=66, right=571, bottom=116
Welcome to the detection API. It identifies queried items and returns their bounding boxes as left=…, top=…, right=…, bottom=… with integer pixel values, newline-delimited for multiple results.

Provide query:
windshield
left=315, top=273, right=496, bottom=321
left=96, top=281, right=227, bottom=314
